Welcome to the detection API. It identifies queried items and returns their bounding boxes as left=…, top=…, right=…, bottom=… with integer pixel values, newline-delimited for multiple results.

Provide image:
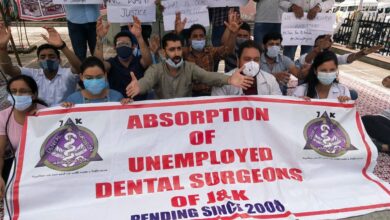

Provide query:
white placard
left=281, top=12, right=336, bottom=46
left=206, top=0, right=247, bottom=8
left=106, top=0, right=156, bottom=23
left=53, top=0, right=103, bottom=4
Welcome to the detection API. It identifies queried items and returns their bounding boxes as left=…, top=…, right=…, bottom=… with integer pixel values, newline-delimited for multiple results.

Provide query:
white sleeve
left=337, top=54, right=350, bottom=65
left=292, top=85, right=307, bottom=97
left=268, top=75, right=282, bottom=95
left=299, top=53, right=309, bottom=66
left=280, top=1, right=293, bottom=12
left=340, top=84, right=351, bottom=98
left=19, top=67, right=38, bottom=78
left=319, top=0, right=335, bottom=12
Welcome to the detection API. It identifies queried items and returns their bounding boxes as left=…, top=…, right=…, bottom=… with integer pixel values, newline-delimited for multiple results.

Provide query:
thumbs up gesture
left=126, top=72, right=140, bottom=98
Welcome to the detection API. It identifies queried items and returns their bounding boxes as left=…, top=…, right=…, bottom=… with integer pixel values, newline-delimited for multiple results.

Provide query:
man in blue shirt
left=65, top=5, right=100, bottom=61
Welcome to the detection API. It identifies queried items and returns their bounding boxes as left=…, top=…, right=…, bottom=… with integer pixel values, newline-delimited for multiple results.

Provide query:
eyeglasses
left=9, top=89, right=32, bottom=95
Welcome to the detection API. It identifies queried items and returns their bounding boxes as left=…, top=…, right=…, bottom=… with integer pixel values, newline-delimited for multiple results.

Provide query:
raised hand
left=0, top=23, right=11, bottom=48
left=307, top=5, right=321, bottom=20
left=175, top=12, right=187, bottom=34
left=41, top=26, right=63, bottom=47
left=129, top=16, right=142, bottom=39
left=337, top=96, right=351, bottom=103
left=317, top=35, right=332, bottom=50
left=224, top=8, right=242, bottom=33
left=126, top=72, right=140, bottom=98
left=96, top=16, right=110, bottom=39
left=291, top=4, right=304, bottom=19
left=274, top=71, right=290, bottom=85
left=229, top=66, right=254, bottom=90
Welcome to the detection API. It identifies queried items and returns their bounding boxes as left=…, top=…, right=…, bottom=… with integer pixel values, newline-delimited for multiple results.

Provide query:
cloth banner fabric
left=6, top=96, right=390, bottom=220
left=281, top=12, right=336, bottom=46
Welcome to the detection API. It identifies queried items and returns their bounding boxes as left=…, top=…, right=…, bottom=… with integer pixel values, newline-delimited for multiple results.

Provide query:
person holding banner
left=94, top=16, right=153, bottom=101
left=0, top=75, right=47, bottom=195
left=292, top=50, right=350, bottom=102
left=126, top=32, right=254, bottom=99
left=175, top=10, right=240, bottom=96
left=0, top=25, right=82, bottom=107
left=212, top=40, right=281, bottom=96
left=64, top=5, right=100, bottom=61
left=279, top=0, right=335, bottom=60
left=61, top=57, right=131, bottom=107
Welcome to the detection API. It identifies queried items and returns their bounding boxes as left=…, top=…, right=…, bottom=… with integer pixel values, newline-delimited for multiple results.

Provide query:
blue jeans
left=67, top=20, right=97, bottom=61
left=283, top=45, right=313, bottom=61
left=254, top=23, right=281, bottom=47
left=211, top=25, right=226, bottom=47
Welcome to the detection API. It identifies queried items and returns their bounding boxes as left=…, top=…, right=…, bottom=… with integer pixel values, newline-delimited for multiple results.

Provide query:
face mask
left=166, top=57, right=184, bottom=69
left=116, top=46, right=133, bottom=60
left=317, top=71, right=337, bottom=85
left=236, top=38, right=247, bottom=46
left=39, top=59, right=59, bottom=73
left=7, top=94, right=33, bottom=111
left=83, top=78, right=107, bottom=95
left=242, top=61, right=260, bottom=77
left=191, top=40, right=206, bottom=51
left=266, top=45, right=281, bottom=58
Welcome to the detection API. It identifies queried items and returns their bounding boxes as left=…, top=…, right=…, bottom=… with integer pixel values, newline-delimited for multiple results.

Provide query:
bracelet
left=56, top=41, right=67, bottom=50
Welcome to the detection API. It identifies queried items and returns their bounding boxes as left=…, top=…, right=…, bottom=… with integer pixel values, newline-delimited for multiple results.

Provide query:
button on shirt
left=20, top=67, right=79, bottom=106
left=292, top=83, right=350, bottom=98
left=65, top=5, right=100, bottom=24
left=280, top=0, right=335, bottom=12
left=211, top=68, right=282, bottom=96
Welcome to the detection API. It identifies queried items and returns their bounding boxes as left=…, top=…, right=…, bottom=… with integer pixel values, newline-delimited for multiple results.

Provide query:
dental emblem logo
left=36, top=118, right=102, bottom=171
left=303, top=112, right=357, bottom=157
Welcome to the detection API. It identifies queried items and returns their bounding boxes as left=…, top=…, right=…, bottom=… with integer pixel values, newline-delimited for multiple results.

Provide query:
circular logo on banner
left=36, top=118, right=102, bottom=171
left=303, top=112, right=357, bottom=157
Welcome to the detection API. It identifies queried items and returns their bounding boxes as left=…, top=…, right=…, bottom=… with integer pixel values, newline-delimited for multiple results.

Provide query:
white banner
left=18, top=0, right=66, bottom=21
left=281, top=13, right=336, bottom=46
left=162, top=0, right=209, bottom=31
left=107, top=0, right=156, bottom=23
left=6, top=96, right=390, bottom=220
left=53, top=0, right=103, bottom=4
left=206, top=0, right=248, bottom=8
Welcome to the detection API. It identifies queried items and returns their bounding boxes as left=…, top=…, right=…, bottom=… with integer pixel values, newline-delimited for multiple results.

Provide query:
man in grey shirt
left=126, top=33, right=253, bottom=99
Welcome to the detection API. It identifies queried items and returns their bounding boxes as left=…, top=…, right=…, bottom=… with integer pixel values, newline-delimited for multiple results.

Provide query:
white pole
left=358, top=0, right=363, bottom=11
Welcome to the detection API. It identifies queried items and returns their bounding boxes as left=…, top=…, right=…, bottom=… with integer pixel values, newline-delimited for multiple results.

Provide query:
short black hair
left=237, top=40, right=261, bottom=59
left=7, top=75, right=48, bottom=106
left=189, top=24, right=206, bottom=38
left=263, top=32, right=283, bottom=45
left=314, top=34, right=332, bottom=46
left=113, top=31, right=136, bottom=47
left=162, top=32, right=182, bottom=49
left=37, top=44, right=60, bottom=58
left=80, top=56, right=106, bottom=74
left=240, top=22, right=251, bottom=34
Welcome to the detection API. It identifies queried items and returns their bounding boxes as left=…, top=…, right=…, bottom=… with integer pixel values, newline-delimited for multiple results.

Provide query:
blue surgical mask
left=191, top=40, right=206, bottom=51
left=7, top=94, right=33, bottom=111
left=266, top=46, right=281, bottom=58
left=317, top=71, right=337, bottom=85
left=39, top=59, right=59, bottom=73
left=83, top=78, right=107, bottom=95
left=166, top=58, right=184, bottom=69
left=116, top=46, right=133, bottom=60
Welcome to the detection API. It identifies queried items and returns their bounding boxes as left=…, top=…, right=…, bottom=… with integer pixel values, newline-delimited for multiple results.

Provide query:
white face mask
left=317, top=71, right=338, bottom=85
left=242, top=61, right=260, bottom=77
left=266, top=45, right=281, bottom=58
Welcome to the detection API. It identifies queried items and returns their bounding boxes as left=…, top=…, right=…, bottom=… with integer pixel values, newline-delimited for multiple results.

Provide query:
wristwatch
left=57, top=41, right=67, bottom=50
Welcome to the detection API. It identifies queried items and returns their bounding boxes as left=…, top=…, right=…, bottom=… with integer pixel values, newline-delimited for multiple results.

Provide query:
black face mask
left=116, top=46, right=133, bottom=60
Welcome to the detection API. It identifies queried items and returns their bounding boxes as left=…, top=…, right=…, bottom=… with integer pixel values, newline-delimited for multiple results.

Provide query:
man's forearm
left=94, top=37, right=105, bottom=61
left=61, top=45, right=81, bottom=74
left=137, top=36, right=153, bottom=68
left=0, top=47, right=20, bottom=77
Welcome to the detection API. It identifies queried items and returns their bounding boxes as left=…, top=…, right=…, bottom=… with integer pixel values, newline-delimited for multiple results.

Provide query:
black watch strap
left=57, top=41, right=66, bottom=50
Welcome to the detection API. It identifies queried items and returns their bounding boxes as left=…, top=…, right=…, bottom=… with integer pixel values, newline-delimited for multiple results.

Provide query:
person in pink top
left=0, top=75, right=47, bottom=197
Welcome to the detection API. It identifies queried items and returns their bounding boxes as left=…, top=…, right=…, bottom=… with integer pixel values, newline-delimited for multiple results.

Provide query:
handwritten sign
left=206, top=0, right=248, bottom=8
left=162, top=0, right=210, bottom=31
left=106, top=0, right=156, bottom=23
left=281, top=13, right=336, bottom=46
left=53, top=0, right=103, bottom=4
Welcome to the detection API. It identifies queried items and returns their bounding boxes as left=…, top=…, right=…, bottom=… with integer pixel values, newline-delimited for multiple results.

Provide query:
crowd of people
left=0, top=0, right=389, bottom=197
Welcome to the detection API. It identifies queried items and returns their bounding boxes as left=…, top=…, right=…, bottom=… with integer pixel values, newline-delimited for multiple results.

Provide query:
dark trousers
left=2, top=157, right=14, bottom=184
left=362, top=115, right=390, bottom=145
left=67, top=20, right=97, bottom=61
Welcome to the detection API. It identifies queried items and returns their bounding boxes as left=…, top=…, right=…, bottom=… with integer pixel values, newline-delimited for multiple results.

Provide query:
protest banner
left=281, top=13, right=336, bottom=46
left=53, top=0, right=103, bottom=4
left=162, top=0, right=209, bottom=31
left=5, top=96, right=390, bottom=220
left=206, top=0, right=248, bottom=8
left=106, top=0, right=156, bottom=23
left=17, top=0, right=65, bottom=21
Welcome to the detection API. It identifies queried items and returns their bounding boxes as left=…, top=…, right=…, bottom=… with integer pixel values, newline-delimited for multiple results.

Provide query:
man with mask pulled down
left=0, top=24, right=82, bottom=106
left=212, top=40, right=281, bottom=96
left=126, top=33, right=254, bottom=99
left=94, top=16, right=153, bottom=101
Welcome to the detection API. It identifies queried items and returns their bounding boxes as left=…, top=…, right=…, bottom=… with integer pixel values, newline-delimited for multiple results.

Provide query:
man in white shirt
left=212, top=40, right=281, bottom=96
left=0, top=24, right=81, bottom=106
left=279, top=0, right=335, bottom=60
